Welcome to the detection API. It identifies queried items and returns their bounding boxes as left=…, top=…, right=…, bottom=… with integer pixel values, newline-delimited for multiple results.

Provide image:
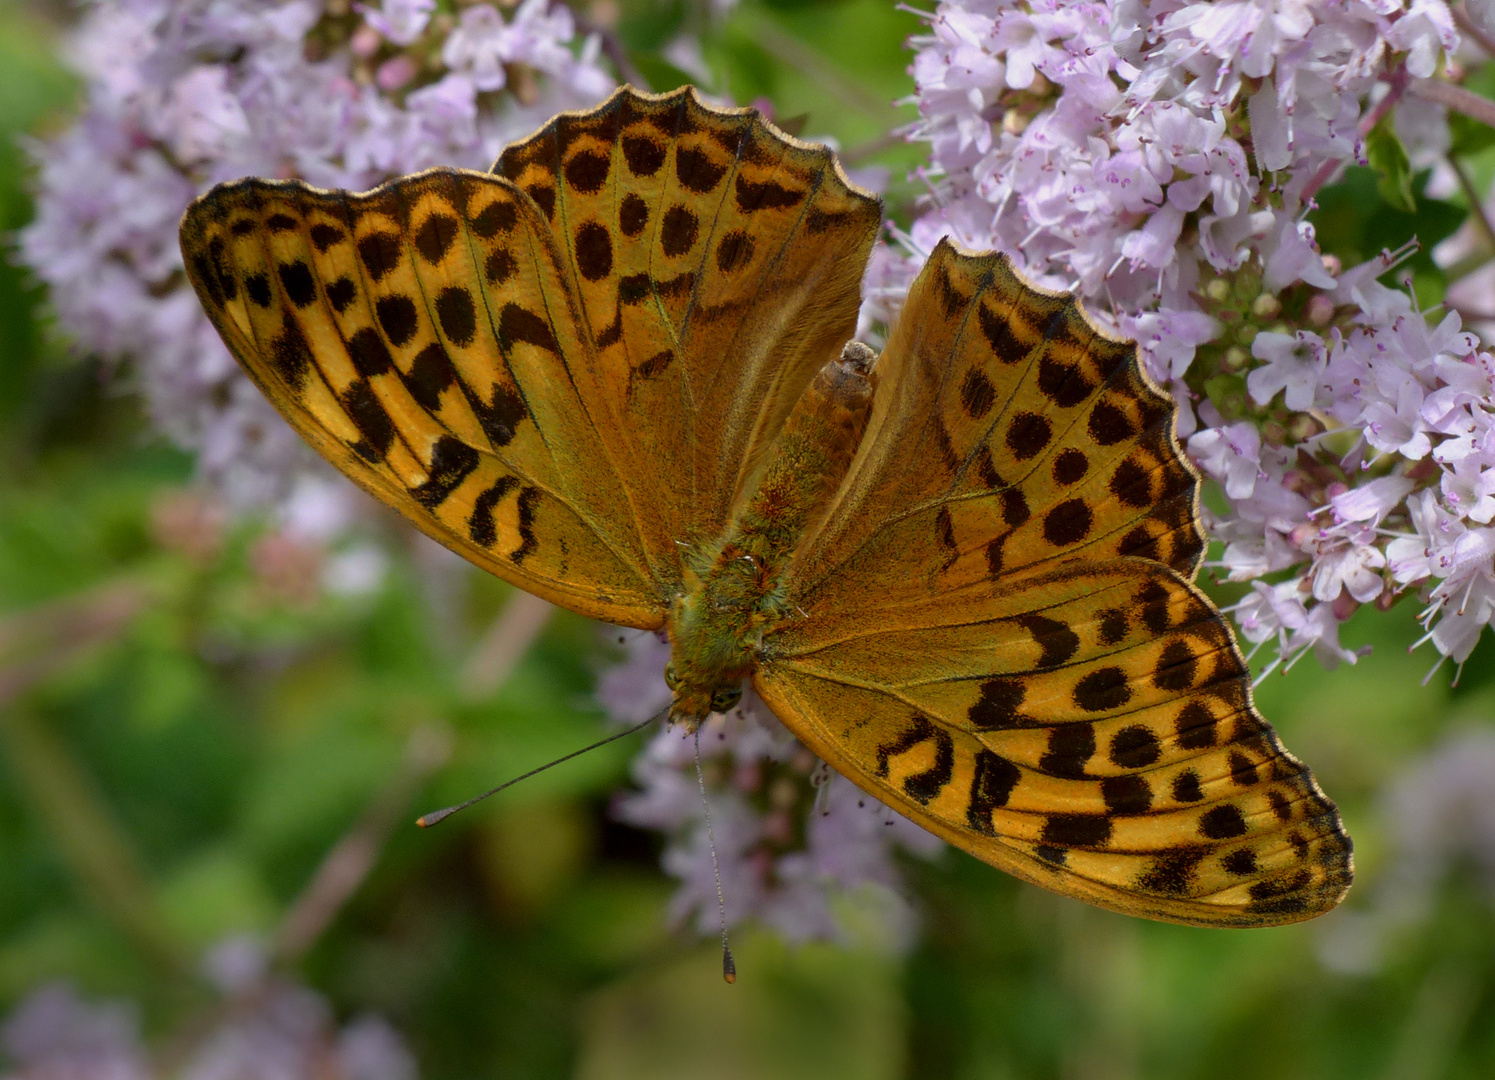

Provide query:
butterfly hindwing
left=758, top=561, right=1351, bottom=925
left=180, top=169, right=663, bottom=626
left=495, top=86, right=882, bottom=582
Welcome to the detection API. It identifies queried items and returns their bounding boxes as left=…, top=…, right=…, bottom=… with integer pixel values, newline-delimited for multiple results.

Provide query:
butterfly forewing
left=790, top=241, right=1203, bottom=616
left=496, top=87, right=882, bottom=579
left=180, top=169, right=663, bottom=626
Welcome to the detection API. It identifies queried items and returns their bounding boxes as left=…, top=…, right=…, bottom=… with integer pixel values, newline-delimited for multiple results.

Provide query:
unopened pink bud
left=351, top=24, right=382, bottom=58
left=376, top=54, right=418, bottom=91
left=1330, top=588, right=1360, bottom=621
left=1306, top=294, right=1335, bottom=327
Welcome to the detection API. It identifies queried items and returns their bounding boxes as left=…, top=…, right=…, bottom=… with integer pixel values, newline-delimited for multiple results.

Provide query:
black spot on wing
left=485, top=247, right=518, bottom=285
left=277, top=260, right=316, bottom=308
left=1015, top=615, right=1079, bottom=668
left=1137, top=845, right=1209, bottom=896
left=1053, top=449, right=1088, bottom=485
left=564, top=149, right=610, bottom=193
left=376, top=294, right=419, bottom=347
left=960, top=368, right=996, bottom=418
left=270, top=313, right=312, bottom=391
left=1037, top=356, right=1093, bottom=408
left=1102, top=774, right=1152, bottom=815
left=357, top=232, right=403, bottom=281
left=347, top=327, right=393, bottom=378
left=342, top=380, right=395, bottom=462
left=434, top=286, right=477, bottom=347
left=246, top=273, right=273, bottom=308
left=1089, top=400, right=1134, bottom=445
left=475, top=384, right=528, bottom=448
left=1006, top=413, right=1051, bottom=460
left=525, top=184, right=556, bottom=220
left=414, top=212, right=460, bottom=264
left=675, top=147, right=727, bottom=193
left=966, top=751, right=1020, bottom=835
left=1109, top=725, right=1161, bottom=768
left=735, top=174, right=805, bottom=211
left=620, top=193, right=649, bottom=236
left=574, top=222, right=613, bottom=280
left=661, top=205, right=699, bottom=257
left=717, top=230, right=754, bottom=273
left=1043, top=813, right=1112, bottom=848
left=969, top=677, right=1031, bottom=730
left=412, top=435, right=479, bottom=509
left=310, top=223, right=345, bottom=251
left=512, top=486, right=542, bottom=564
left=469, top=475, right=519, bottom=547
left=1043, top=499, right=1092, bottom=546
left=326, top=277, right=357, bottom=313
left=1074, top=667, right=1130, bottom=712
left=979, top=302, right=1027, bottom=364
left=623, top=135, right=665, bottom=177
left=470, top=200, right=517, bottom=238
left=1200, top=804, right=1248, bottom=840
left=1039, top=724, right=1095, bottom=779
left=497, top=304, right=558, bottom=353
left=405, top=342, right=455, bottom=409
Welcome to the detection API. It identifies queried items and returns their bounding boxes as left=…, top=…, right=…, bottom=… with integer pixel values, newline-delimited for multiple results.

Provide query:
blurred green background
left=2, top=1, right=1495, bottom=1077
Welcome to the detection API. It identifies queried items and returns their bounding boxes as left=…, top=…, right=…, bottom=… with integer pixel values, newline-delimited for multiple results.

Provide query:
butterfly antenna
left=694, top=727, right=737, bottom=984
left=415, top=711, right=661, bottom=828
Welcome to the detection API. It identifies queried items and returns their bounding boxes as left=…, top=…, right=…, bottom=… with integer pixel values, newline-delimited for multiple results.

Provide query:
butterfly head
left=663, top=661, right=744, bottom=729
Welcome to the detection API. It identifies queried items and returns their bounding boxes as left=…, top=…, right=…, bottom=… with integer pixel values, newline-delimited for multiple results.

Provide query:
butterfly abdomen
left=665, top=342, right=878, bottom=721
left=729, top=341, right=877, bottom=565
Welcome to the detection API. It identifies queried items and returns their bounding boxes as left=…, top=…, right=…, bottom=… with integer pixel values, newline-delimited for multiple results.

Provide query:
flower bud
left=1306, top=294, right=1335, bottom=327
left=1221, top=345, right=1250, bottom=372
left=1288, top=413, right=1321, bottom=441
left=350, top=24, right=382, bottom=58
left=1251, top=294, right=1282, bottom=319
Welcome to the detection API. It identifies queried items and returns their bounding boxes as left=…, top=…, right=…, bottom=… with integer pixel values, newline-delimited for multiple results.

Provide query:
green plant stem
left=1447, top=154, right=1495, bottom=257
left=0, top=579, right=186, bottom=977
left=0, top=705, right=185, bottom=976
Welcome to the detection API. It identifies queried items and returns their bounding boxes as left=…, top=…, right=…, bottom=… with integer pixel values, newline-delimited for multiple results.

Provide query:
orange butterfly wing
left=758, top=242, right=1352, bottom=925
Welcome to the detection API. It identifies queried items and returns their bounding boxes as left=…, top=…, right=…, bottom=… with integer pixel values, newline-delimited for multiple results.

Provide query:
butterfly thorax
left=664, top=343, right=878, bottom=726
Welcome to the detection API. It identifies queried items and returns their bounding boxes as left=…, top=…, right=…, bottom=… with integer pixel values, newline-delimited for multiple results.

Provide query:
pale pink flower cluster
left=895, top=0, right=1495, bottom=678
left=598, top=632, right=941, bottom=950
left=0, top=938, right=415, bottom=1080
left=19, top=0, right=612, bottom=512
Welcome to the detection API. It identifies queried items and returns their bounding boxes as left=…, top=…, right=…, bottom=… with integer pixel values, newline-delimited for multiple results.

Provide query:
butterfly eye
left=710, top=686, right=742, bottom=713
left=664, top=664, right=679, bottom=690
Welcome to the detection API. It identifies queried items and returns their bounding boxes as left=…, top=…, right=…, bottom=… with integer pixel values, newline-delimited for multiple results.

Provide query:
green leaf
left=1449, top=108, right=1495, bottom=157
left=1203, top=373, right=1249, bottom=419
left=1366, top=117, right=1417, bottom=213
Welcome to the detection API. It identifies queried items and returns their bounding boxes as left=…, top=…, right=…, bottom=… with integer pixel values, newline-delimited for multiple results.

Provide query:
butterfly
left=179, top=85, right=1351, bottom=927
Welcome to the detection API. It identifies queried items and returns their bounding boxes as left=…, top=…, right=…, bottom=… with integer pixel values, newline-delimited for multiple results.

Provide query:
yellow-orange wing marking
left=495, top=85, right=881, bottom=581
left=180, top=168, right=661, bottom=626
left=760, top=242, right=1351, bottom=925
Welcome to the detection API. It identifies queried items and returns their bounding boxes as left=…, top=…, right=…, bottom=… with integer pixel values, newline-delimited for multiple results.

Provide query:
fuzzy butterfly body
left=180, top=85, right=1352, bottom=927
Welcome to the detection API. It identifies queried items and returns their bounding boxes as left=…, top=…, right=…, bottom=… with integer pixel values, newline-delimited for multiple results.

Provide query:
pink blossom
left=1188, top=422, right=1263, bottom=499
left=360, top=0, right=435, bottom=46
left=1248, top=330, right=1328, bottom=411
